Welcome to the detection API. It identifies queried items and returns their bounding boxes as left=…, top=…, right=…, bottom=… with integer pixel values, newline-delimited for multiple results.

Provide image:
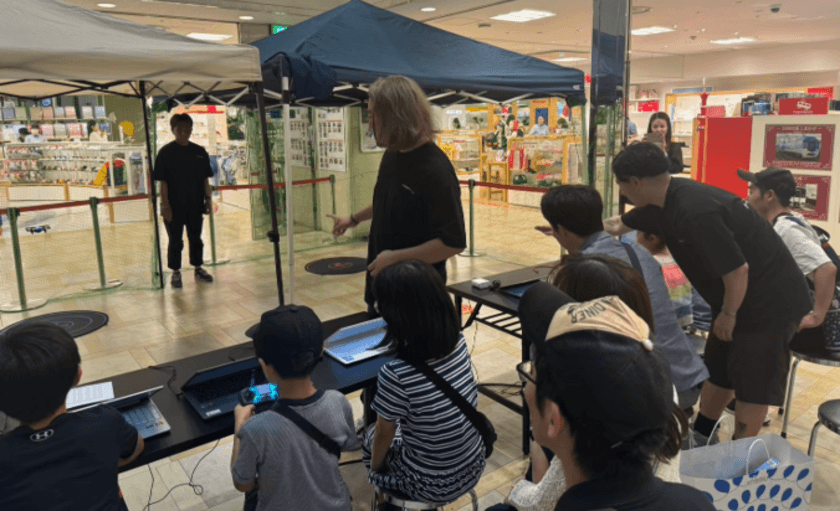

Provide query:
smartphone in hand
left=643, top=132, right=664, bottom=146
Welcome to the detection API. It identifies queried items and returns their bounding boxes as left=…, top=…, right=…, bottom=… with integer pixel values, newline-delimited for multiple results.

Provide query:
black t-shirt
left=555, top=472, right=715, bottom=511
left=0, top=405, right=139, bottom=511
left=667, top=143, right=684, bottom=174
left=153, top=141, right=213, bottom=213
left=365, top=142, right=467, bottom=305
left=622, top=178, right=811, bottom=330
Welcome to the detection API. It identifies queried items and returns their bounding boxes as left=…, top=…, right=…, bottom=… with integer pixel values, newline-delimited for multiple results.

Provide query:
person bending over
left=514, top=286, right=713, bottom=511
left=327, top=76, right=466, bottom=311
left=363, top=260, right=485, bottom=508
left=536, top=184, right=707, bottom=412
left=605, top=143, right=811, bottom=441
left=0, top=323, right=144, bottom=511
left=232, top=305, right=359, bottom=511
left=153, top=113, right=214, bottom=288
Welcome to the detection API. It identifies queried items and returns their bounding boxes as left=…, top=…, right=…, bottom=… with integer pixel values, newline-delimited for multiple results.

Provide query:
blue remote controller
left=239, top=383, right=279, bottom=406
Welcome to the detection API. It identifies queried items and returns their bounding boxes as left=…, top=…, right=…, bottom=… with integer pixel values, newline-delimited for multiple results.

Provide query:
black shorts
left=704, top=322, right=798, bottom=406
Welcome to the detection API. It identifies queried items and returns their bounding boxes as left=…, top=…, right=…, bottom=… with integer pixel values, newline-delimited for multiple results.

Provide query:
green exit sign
left=272, top=25, right=288, bottom=34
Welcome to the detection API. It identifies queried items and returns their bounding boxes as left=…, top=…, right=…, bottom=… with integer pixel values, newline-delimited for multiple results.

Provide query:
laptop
left=182, top=357, right=267, bottom=420
left=72, top=386, right=171, bottom=439
left=499, top=280, right=539, bottom=299
left=324, top=317, right=391, bottom=366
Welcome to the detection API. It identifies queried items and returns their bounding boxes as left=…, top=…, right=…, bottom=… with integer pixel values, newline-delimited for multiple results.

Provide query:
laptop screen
left=181, top=357, right=260, bottom=390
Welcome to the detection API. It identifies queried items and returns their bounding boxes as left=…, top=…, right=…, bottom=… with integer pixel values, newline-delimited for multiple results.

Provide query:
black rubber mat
left=305, top=257, right=368, bottom=275
left=0, top=311, right=109, bottom=338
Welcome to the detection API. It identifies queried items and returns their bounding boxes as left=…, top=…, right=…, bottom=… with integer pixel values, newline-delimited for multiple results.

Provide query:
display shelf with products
left=437, top=132, right=483, bottom=170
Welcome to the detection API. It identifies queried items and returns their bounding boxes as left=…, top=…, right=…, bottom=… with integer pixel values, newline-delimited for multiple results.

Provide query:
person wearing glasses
left=512, top=284, right=714, bottom=511
left=326, top=76, right=466, bottom=313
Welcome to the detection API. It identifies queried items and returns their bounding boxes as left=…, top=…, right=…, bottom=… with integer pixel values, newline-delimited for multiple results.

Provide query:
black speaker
left=590, top=0, right=628, bottom=106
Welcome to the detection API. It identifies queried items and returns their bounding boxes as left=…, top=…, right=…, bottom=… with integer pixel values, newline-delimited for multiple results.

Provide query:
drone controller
left=239, top=383, right=279, bottom=407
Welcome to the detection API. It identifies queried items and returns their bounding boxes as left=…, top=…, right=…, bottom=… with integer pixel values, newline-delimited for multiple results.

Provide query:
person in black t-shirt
left=327, top=76, right=466, bottom=308
left=0, top=323, right=144, bottom=511
left=605, top=143, right=811, bottom=441
left=153, top=113, right=214, bottom=288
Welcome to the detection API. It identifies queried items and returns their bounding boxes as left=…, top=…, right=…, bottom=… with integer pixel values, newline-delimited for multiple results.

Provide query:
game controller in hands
left=239, top=383, right=279, bottom=407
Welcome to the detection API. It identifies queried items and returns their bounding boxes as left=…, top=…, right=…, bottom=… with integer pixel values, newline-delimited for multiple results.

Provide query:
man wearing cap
left=739, top=167, right=837, bottom=336
left=516, top=282, right=714, bottom=511
left=605, top=143, right=811, bottom=441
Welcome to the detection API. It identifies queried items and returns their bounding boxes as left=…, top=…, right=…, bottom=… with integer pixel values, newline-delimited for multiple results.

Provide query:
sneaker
left=171, top=272, right=182, bottom=288
left=763, top=414, right=772, bottom=427
left=684, top=428, right=720, bottom=450
left=194, top=267, right=213, bottom=283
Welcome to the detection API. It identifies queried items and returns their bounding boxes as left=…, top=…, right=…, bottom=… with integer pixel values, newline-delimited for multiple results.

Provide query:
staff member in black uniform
left=328, top=76, right=466, bottom=308
left=153, top=113, right=214, bottom=288
left=605, top=143, right=811, bottom=441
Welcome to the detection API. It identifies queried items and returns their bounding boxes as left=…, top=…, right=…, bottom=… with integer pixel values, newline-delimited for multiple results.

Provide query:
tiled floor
left=3, top=198, right=840, bottom=510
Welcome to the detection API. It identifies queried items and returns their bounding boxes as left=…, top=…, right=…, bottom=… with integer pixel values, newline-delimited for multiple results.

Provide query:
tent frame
left=3, top=78, right=287, bottom=307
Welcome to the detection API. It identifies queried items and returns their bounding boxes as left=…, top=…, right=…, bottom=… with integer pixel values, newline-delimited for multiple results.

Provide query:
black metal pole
left=139, top=81, right=165, bottom=289
left=253, top=81, right=285, bottom=306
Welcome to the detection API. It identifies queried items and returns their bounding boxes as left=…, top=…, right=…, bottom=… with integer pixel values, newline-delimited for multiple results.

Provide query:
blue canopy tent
left=253, top=0, right=586, bottom=107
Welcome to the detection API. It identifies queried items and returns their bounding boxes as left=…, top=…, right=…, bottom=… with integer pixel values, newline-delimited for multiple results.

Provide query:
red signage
left=779, top=98, right=829, bottom=115
left=807, top=87, right=834, bottom=100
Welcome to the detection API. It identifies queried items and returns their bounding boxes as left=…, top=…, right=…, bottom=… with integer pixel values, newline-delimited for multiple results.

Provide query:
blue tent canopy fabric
left=253, top=0, right=585, bottom=106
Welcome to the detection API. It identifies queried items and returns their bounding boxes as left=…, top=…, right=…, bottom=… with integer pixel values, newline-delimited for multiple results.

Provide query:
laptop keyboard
left=121, top=403, right=168, bottom=438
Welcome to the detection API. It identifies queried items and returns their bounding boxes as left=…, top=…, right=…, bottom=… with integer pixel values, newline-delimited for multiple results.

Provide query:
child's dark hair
left=373, top=260, right=460, bottom=364
left=532, top=332, right=687, bottom=480
left=540, top=185, right=604, bottom=237
left=170, top=113, right=193, bottom=131
left=0, top=323, right=80, bottom=424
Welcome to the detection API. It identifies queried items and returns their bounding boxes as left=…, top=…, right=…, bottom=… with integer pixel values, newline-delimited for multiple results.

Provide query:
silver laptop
left=72, top=386, right=171, bottom=439
left=324, top=317, right=391, bottom=365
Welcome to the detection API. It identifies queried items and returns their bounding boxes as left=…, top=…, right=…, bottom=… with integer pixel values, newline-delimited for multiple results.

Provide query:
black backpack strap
left=271, top=403, right=342, bottom=458
left=621, top=242, right=644, bottom=277
left=410, top=360, right=491, bottom=443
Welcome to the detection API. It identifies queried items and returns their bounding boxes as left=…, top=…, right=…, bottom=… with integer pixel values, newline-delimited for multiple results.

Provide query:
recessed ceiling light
left=710, top=36, right=756, bottom=45
left=631, top=26, right=674, bottom=36
left=239, top=15, right=253, bottom=20
left=491, top=9, right=556, bottom=22
left=553, top=57, right=587, bottom=62
left=186, top=33, right=233, bottom=41
left=97, top=2, right=116, bottom=7
left=421, top=7, right=436, bottom=12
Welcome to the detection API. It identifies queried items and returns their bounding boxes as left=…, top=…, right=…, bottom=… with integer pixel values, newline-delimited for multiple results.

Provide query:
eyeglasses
left=516, top=361, right=536, bottom=386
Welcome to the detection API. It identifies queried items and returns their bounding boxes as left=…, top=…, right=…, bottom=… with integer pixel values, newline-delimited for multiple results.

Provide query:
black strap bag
left=409, top=360, right=497, bottom=458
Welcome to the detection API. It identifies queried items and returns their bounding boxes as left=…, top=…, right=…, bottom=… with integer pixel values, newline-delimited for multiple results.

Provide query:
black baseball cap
left=245, top=305, right=324, bottom=376
left=519, top=283, right=674, bottom=444
left=737, top=167, right=796, bottom=203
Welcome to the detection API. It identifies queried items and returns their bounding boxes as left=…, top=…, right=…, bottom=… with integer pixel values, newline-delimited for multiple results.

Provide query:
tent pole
left=254, top=82, right=286, bottom=306
left=281, top=75, right=295, bottom=304
left=139, top=81, right=165, bottom=289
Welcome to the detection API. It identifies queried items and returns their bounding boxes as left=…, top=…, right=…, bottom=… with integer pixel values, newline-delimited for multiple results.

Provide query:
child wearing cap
left=231, top=305, right=360, bottom=511
left=516, top=285, right=714, bottom=511
left=0, top=323, right=144, bottom=511
left=363, top=260, right=485, bottom=508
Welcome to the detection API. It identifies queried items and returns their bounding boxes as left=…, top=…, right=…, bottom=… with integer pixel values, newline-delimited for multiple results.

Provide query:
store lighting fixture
left=631, top=26, right=674, bottom=36
left=490, top=9, right=556, bottom=23
left=239, top=15, right=254, bottom=20
left=421, top=7, right=436, bottom=12
left=97, top=3, right=116, bottom=7
left=553, top=57, right=587, bottom=62
left=710, top=36, right=756, bottom=45
left=186, top=33, right=233, bottom=41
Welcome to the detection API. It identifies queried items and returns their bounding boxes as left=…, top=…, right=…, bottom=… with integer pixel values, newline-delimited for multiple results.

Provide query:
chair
left=807, top=399, right=840, bottom=456
left=780, top=341, right=840, bottom=438
left=371, top=487, right=478, bottom=511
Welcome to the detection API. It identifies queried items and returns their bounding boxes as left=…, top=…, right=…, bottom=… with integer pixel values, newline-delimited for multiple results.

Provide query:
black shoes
left=171, top=272, right=182, bottom=288
left=194, top=267, right=214, bottom=283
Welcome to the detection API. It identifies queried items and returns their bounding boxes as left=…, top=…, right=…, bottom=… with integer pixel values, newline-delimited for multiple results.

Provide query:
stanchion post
left=85, top=197, right=122, bottom=291
left=329, top=174, right=337, bottom=216
left=460, top=179, right=481, bottom=258
left=8, top=208, right=26, bottom=308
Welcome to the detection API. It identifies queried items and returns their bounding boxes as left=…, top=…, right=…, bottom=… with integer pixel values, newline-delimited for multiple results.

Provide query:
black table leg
left=455, top=296, right=463, bottom=330
left=522, top=335, right=530, bottom=456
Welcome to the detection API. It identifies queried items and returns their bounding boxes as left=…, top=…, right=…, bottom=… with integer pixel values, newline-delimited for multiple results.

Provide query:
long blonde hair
left=368, top=76, right=433, bottom=151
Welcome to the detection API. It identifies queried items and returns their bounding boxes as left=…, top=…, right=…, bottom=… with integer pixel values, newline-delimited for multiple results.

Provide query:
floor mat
left=0, top=310, right=108, bottom=338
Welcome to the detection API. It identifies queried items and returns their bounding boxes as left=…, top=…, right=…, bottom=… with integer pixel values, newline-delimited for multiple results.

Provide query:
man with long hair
left=328, top=76, right=466, bottom=310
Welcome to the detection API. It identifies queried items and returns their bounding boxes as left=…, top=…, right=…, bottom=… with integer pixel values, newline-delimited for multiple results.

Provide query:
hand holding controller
left=239, top=383, right=279, bottom=407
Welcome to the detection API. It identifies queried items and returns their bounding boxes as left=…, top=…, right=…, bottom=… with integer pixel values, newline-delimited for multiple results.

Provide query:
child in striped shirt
left=363, top=260, right=486, bottom=508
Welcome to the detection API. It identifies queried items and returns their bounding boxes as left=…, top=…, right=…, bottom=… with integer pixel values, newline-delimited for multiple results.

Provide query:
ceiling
left=66, top=0, right=840, bottom=68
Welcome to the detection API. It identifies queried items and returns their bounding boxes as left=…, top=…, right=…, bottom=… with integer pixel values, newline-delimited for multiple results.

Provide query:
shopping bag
left=680, top=433, right=813, bottom=511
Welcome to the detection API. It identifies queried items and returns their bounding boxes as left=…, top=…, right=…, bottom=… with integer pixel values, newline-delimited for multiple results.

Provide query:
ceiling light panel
left=553, top=57, right=587, bottom=62
left=710, top=37, right=756, bottom=45
left=97, top=3, right=117, bottom=7
left=186, top=33, right=232, bottom=41
left=631, top=26, right=675, bottom=36
left=490, top=9, right=556, bottom=23
left=421, top=7, right=436, bottom=12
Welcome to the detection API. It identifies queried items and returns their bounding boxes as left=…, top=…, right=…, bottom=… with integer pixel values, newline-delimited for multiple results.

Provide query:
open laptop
left=499, top=279, right=540, bottom=299
left=181, top=357, right=266, bottom=420
left=71, top=386, right=171, bottom=439
left=324, top=317, right=391, bottom=366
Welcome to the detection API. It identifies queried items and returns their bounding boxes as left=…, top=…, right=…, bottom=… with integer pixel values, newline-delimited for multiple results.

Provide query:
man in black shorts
left=605, top=143, right=811, bottom=440
left=153, top=113, right=214, bottom=288
left=327, top=76, right=466, bottom=309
